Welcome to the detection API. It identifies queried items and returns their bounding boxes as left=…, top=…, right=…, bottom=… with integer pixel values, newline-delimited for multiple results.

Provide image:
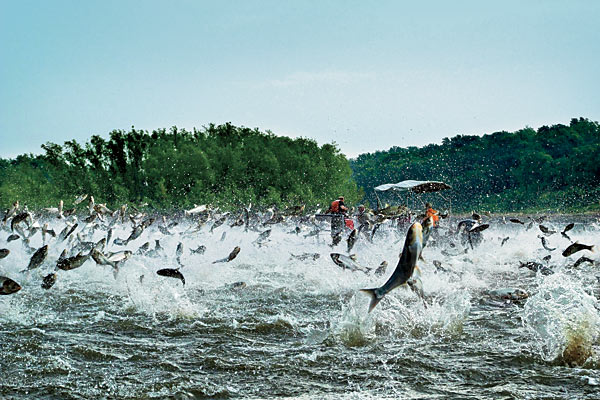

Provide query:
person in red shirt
left=328, top=196, right=349, bottom=238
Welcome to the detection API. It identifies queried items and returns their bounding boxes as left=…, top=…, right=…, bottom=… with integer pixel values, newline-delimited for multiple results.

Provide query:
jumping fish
left=539, top=225, right=556, bottom=236
left=184, top=204, right=207, bottom=216
left=519, top=261, right=554, bottom=275
left=210, top=214, right=228, bottom=233
left=346, top=229, right=357, bottom=253
left=253, top=229, right=271, bottom=247
left=212, top=246, right=241, bottom=264
left=374, top=260, right=388, bottom=277
left=290, top=253, right=320, bottom=261
left=156, top=268, right=185, bottom=286
left=361, top=222, right=423, bottom=312
left=330, top=253, right=371, bottom=274
left=190, top=245, right=206, bottom=255
left=135, top=241, right=151, bottom=256
left=58, top=223, right=78, bottom=242
left=11, top=212, right=30, bottom=232
left=21, top=245, right=48, bottom=272
left=539, top=236, right=556, bottom=251
left=573, top=256, right=594, bottom=268
left=74, top=194, right=88, bottom=205
left=2, top=201, right=19, bottom=224
left=562, top=223, right=575, bottom=233
left=562, top=242, right=595, bottom=257
left=0, top=276, right=22, bottom=295
left=56, top=252, right=90, bottom=271
left=91, top=249, right=118, bottom=270
left=41, top=273, right=57, bottom=289
left=469, top=223, right=489, bottom=233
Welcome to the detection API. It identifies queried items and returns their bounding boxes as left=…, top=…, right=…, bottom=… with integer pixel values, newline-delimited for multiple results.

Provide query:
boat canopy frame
left=373, top=180, right=452, bottom=215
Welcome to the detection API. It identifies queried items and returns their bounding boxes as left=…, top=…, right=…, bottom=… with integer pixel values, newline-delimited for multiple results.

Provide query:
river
left=1, top=214, right=599, bottom=399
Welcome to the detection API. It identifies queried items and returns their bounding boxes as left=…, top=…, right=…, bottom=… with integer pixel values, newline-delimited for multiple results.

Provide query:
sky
left=1, top=0, right=599, bottom=159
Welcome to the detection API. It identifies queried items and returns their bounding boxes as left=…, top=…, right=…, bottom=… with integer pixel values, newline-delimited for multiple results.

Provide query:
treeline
left=0, top=123, right=362, bottom=211
left=351, top=117, right=600, bottom=213
left=2, top=118, right=598, bottom=213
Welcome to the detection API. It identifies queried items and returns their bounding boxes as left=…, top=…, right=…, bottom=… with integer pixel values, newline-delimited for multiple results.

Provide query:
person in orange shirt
left=425, top=202, right=440, bottom=226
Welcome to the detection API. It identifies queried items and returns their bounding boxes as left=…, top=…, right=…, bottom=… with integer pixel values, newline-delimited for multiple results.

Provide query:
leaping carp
left=361, top=222, right=423, bottom=313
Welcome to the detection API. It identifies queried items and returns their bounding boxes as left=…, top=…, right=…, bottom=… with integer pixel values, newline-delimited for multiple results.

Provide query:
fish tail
left=360, top=288, right=383, bottom=313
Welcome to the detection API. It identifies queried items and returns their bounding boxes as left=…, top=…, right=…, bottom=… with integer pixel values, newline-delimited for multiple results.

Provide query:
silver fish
left=0, top=276, right=22, bottom=295
left=74, top=194, right=88, bottom=205
left=374, top=261, right=388, bottom=276
left=573, top=256, right=594, bottom=268
left=21, top=245, right=48, bottom=272
left=190, top=245, right=206, bottom=255
left=136, top=242, right=151, bottom=256
left=539, top=224, right=556, bottom=236
left=330, top=253, right=371, bottom=274
left=58, top=223, right=78, bottom=242
left=361, top=222, right=423, bottom=312
left=290, top=252, right=320, bottom=261
left=212, top=246, right=240, bottom=264
left=562, top=242, right=595, bottom=257
left=0, top=249, right=10, bottom=259
left=346, top=229, right=358, bottom=253
left=41, top=272, right=57, bottom=290
left=91, top=249, right=118, bottom=269
left=539, top=236, right=556, bottom=251
left=56, top=252, right=90, bottom=271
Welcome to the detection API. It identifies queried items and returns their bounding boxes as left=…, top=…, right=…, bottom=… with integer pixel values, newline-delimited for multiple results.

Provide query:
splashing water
left=523, top=273, right=600, bottom=366
left=0, top=215, right=599, bottom=398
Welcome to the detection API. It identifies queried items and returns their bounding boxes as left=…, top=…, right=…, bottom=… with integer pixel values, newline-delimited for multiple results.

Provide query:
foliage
left=0, top=124, right=360, bottom=211
left=350, top=118, right=600, bottom=213
left=2, top=118, right=598, bottom=213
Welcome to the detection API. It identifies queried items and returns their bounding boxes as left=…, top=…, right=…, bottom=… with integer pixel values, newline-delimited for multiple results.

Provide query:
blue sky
left=1, top=0, right=599, bottom=158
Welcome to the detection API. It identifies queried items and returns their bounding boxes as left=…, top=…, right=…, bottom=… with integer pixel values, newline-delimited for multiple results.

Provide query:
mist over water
left=1, top=214, right=600, bottom=399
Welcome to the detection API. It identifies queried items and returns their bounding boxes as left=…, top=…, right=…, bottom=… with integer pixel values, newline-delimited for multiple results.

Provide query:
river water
left=1, top=215, right=599, bottom=399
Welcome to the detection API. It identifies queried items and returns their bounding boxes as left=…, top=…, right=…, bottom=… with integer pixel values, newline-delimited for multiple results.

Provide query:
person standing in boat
left=425, top=202, right=440, bottom=226
left=327, top=196, right=348, bottom=238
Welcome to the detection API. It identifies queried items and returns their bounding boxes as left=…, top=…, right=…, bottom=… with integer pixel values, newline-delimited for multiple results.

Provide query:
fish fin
left=349, top=254, right=357, bottom=261
left=360, top=288, right=383, bottom=313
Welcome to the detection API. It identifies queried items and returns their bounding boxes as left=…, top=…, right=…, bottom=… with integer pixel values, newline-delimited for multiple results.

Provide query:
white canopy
left=374, top=180, right=451, bottom=193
